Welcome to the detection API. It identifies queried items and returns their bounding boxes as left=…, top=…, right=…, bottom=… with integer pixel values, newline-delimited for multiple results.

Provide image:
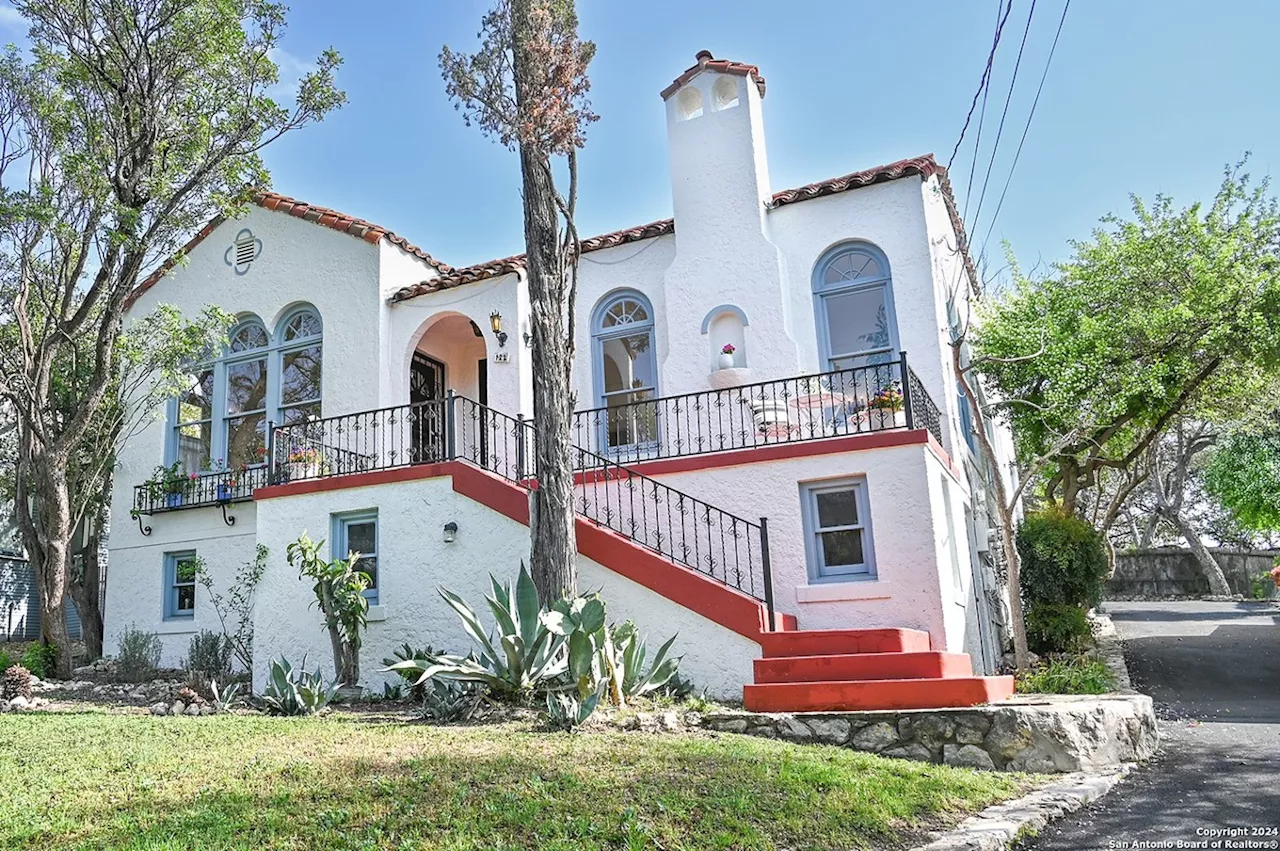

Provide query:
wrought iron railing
left=571, top=352, right=944, bottom=465
left=452, top=397, right=775, bottom=622
left=269, top=399, right=448, bottom=483
left=131, top=465, right=270, bottom=521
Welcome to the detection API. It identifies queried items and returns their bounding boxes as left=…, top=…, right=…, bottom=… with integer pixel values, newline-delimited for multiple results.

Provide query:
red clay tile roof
left=390, top=219, right=676, bottom=301
left=125, top=190, right=447, bottom=310
left=660, top=50, right=766, bottom=100
left=389, top=153, right=979, bottom=302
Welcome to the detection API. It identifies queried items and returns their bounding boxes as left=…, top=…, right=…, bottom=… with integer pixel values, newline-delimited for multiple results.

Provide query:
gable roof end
left=125, top=190, right=448, bottom=310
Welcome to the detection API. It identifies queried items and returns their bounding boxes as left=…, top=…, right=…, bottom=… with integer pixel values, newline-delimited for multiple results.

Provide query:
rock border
left=702, top=694, right=1157, bottom=773
left=909, top=766, right=1130, bottom=851
left=1089, top=611, right=1135, bottom=693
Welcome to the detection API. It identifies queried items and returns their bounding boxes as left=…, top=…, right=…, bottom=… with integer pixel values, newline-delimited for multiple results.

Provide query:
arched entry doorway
left=408, top=313, right=488, bottom=462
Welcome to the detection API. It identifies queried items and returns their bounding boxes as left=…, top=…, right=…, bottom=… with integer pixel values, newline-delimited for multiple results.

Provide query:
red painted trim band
left=575, top=430, right=933, bottom=483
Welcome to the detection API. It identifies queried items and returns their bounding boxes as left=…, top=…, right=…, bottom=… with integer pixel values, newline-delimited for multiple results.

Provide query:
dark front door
left=410, top=353, right=445, bottom=463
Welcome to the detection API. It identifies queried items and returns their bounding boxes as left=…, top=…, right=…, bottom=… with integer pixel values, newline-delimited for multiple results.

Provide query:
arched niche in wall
left=676, top=86, right=704, bottom=121
left=712, top=76, right=740, bottom=111
left=701, top=304, right=749, bottom=371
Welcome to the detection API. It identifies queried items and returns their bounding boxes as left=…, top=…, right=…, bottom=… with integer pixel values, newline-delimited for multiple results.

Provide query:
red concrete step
left=743, top=676, right=1015, bottom=713
left=757, top=628, right=931, bottom=658
left=753, top=651, right=973, bottom=684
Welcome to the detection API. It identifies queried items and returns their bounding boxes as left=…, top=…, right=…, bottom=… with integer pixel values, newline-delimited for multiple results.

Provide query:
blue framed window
left=801, top=479, right=876, bottom=581
left=591, top=291, right=659, bottom=450
left=812, top=243, right=898, bottom=370
left=164, top=551, right=198, bottom=619
left=334, top=511, right=379, bottom=604
left=166, top=307, right=322, bottom=474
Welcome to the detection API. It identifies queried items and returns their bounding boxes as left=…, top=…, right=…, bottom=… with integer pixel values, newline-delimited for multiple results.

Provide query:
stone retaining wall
left=1111, top=548, right=1278, bottom=598
left=702, top=694, right=1157, bottom=773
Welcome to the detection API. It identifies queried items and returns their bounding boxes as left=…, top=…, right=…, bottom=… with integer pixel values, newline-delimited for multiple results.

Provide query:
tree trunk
left=20, top=457, right=77, bottom=678
left=522, top=147, right=579, bottom=603
left=511, top=0, right=578, bottom=603
left=69, top=531, right=105, bottom=661
left=1170, top=511, right=1233, bottom=596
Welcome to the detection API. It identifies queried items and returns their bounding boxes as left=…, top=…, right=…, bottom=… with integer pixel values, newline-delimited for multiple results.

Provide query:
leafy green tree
left=440, top=0, right=596, bottom=602
left=1205, top=428, right=1280, bottom=533
left=974, top=163, right=1280, bottom=521
left=0, top=0, right=344, bottom=675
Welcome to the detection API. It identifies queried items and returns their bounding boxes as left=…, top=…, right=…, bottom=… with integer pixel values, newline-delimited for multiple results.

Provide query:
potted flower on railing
left=717, top=343, right=736, bottom=370
left=868, top=381, right=906, bottom=428
left=286, top=445, right=324, bottom=480
left=142, top=461, right=188, bottom=509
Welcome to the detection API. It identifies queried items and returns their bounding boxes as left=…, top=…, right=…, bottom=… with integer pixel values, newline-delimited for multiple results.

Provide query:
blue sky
left=2, top=1, right=1277, bottom=276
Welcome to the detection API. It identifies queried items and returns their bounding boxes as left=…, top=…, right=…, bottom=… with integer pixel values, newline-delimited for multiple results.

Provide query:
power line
left=970, top=0, right=1038, bottom=236
left=979, top=0, right=1071, bottom=258
left=948, top=0, right=1016, bottom=171
left=962, top=0, right=1009, bottom=219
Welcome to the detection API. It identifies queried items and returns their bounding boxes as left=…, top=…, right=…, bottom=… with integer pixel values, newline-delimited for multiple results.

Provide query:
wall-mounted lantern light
left=489, top=311, right=508, bottom=348
left=443, top=521, right=459, bottom=544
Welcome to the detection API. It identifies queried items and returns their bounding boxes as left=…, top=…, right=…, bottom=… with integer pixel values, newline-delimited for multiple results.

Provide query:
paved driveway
left=1023, top=600, right=1280, bottom=849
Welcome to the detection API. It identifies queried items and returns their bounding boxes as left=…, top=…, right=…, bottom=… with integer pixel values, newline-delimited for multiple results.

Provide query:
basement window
left=801, top=479, right=877, bottom=582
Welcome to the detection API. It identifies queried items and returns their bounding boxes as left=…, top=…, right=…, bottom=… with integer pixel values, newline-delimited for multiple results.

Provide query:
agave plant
left=607, top=621, right=682, bottom=700
left=261, top=656, right=339, bottom=716
left=546, top=683, right=607, bottom=731
left=386, top=564, right=575, bottom=701
left=208, top=679, right=243, bottom=712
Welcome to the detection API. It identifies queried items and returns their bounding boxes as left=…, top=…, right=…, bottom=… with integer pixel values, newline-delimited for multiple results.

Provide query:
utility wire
left=970, top=0, right=1038, bottom=236
left=979, top=0, right=1071, bottom=257
left=962, top=0, right=1009, bottom=219
left=948, top=0, right=1016, bottom=171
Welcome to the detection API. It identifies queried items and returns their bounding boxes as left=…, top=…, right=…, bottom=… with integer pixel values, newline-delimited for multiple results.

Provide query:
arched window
left=223, top=318, right=270, bottom=469
left=167, top=307, right=323, bottom=473
left=277, top=307, right=323, bottom=426
left=592, top=291, right=658, bottom=449
left=813, top=243, right=898, bottom=371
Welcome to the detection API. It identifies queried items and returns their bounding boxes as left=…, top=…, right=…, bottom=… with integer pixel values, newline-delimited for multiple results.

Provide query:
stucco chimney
left=661, top=51, right=772, bottom=242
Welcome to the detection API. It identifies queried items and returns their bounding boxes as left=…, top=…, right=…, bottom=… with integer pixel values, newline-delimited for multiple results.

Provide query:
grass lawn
left=0, top=711, right=1033, bottom=850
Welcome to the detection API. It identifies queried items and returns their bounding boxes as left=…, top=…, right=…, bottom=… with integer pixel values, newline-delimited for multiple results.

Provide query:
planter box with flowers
left=285, top=446, right=325, bottom=481
left=141, top=461, right=189, bottom=509
left=867, top=382, right=906, bottom=429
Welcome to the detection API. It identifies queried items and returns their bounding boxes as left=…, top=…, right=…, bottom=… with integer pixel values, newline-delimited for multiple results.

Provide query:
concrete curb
left=908, top=766, right=1131, bottom=851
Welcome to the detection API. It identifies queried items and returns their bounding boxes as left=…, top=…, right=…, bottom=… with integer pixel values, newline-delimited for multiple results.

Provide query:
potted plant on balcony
left=141, top=462, right=187, bottom=508
left=717, top=343, right=736, bottom=370
left=286, top=445, right=324, bottom=481
left=868, top=381, right=906, bottom=428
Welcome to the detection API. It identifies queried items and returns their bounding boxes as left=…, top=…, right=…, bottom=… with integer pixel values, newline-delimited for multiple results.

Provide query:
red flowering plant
left=721, top=343, right=735, bottom=355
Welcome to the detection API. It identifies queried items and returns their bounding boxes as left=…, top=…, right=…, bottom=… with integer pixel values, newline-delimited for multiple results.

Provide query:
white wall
left=253, top=472, right=759, bottom=699
left=637, top=442, right=970, bottom=648
left=103, top=503, right=258, bottom=667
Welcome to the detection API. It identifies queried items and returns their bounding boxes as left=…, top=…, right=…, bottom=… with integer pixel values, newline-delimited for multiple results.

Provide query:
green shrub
left=1017, top=509, right=1109, bottom=610
left=185, top=631, right=232, bottom=679
left=184, top=630, right=233, bottom=697
left=116, top=626, right=162, bottom=682
left=1017, top=656, right=1115, bottom=695
left=20, top=643, right=57, bottom=679
left=0, top=650, right=12, bottom=674
left=262, top=656, right=338, bottom=716
left=1025, top=602, right=1092, bottom=655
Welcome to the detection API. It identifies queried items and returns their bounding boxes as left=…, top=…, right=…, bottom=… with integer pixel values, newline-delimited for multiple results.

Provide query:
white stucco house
left=105, top=51, right=1017, bottom=710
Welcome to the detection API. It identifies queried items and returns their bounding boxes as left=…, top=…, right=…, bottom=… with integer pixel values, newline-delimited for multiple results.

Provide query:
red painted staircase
left=743, top=628, right=1014, bottom=712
